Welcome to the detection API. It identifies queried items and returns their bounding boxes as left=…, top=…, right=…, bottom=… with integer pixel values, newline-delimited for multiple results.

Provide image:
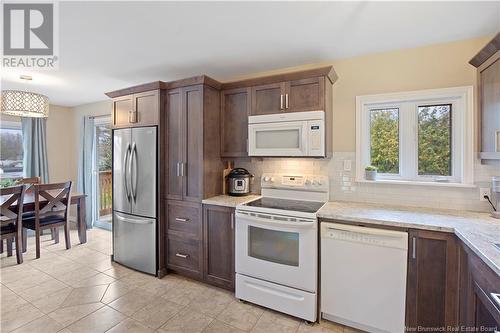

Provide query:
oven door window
left=248, top=226, right=299, bottom=266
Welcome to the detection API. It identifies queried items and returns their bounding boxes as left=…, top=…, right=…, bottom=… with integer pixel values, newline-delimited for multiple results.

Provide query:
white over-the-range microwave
left=248, top=110, right=325, bottom=157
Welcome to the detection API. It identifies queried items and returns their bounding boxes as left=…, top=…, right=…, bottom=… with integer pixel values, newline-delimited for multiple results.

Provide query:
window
left=356, top=86, right=473, bottom=186
left=0, top=121, right=23, bottom=180
left=369, top=108, right=399, bottom=174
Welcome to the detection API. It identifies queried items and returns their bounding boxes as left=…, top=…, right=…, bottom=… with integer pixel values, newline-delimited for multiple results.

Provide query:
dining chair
left=19, top=177, right=41, bottom=186
left=22, top=181, right=72, bottom=259
left=19, top=177, right=59, bottom=243
left=0, top=185, right=26, bottom=264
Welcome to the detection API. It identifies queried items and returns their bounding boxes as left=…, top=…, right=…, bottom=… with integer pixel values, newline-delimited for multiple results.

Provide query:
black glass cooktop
left=245, top=197, right=325, bottom=213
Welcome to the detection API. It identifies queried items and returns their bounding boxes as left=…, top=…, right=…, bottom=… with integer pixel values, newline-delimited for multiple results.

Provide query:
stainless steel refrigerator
left=113, top=126, right=157, bottom=275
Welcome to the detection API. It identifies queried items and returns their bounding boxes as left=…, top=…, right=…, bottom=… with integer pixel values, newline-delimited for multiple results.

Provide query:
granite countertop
left=202, top=194, right=261, bottom=208
left=318, top=201, right=500, bottom=276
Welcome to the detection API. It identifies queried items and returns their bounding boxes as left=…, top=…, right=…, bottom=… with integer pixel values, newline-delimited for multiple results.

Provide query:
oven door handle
left=235, top=211, right=316, bottom=228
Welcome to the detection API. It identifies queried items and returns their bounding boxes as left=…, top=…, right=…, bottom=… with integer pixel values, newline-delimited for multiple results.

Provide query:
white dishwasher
left=320, top=222, right=408, bottom=333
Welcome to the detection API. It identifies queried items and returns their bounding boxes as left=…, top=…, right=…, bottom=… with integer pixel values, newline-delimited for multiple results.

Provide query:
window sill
left=355, top=178, right=476, bottom=188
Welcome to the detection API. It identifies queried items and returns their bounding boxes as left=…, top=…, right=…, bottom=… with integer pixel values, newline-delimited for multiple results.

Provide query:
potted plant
left=365, top=165, right=378, bottom=180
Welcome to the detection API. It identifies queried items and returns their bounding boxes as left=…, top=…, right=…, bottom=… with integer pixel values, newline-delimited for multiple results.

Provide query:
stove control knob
left=312, top=179, right=318, bottom=186
left=263, top=176, right=270, bottom=182
left=270, top=177, right=275, bottom=183
left=317, top=179, right=323, bottom=186
left=305, top=179, right=311, bottom=185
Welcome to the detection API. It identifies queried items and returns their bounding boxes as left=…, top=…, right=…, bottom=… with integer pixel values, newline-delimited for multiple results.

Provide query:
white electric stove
left=235, top=173, right=329, bottom=322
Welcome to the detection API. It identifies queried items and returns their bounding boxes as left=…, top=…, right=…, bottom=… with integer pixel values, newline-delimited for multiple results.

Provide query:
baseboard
left=157, top=268, right=167, bottom=278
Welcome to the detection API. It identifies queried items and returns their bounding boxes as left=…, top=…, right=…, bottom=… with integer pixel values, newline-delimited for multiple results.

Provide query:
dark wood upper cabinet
left=166, top=88, right=183, bottom=201
left=165, top=84, right=222, bottom=202
left=221, top=88, right=251, bottom=157
left=112, top=90, right=159, bottom=128
left=469, top=33, right=500, bottom=160
left=285, top=77, right=325, bottom=112
left=250, top=79, right=327, bottom=115
left=249, top=76, right=332, bottom=115
left=183, top=86, right=204, bottom=202
left=203, top=204, right=235, bottom=291
left=112, top=94, right=133, bottom=127
left=406, top=229, right=460, bottom=330
left=251, top=82, right=286, bottom=115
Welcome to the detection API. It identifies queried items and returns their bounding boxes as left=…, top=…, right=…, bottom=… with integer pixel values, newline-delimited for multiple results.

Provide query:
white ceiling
left=1, top=1, right=499, bottom=107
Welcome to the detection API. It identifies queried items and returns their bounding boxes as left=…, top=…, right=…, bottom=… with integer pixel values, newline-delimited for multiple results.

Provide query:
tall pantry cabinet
left=164, top=80, right=224, bottom=279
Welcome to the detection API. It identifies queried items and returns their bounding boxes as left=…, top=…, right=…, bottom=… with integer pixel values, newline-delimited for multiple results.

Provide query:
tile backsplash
left=229, top=153, right=500, bottom=212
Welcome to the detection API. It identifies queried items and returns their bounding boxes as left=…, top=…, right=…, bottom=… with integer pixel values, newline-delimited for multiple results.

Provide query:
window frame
left=356, top=86, right=474, bottom=186
left=0, top=120, right=24, bottom=180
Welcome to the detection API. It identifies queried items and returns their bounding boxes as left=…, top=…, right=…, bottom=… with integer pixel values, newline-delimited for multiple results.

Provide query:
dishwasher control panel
left=320, top=222, right=408, bottom=250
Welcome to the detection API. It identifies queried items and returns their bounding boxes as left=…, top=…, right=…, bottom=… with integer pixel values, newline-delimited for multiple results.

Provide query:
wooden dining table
left=0, top=191, right=88, bottom=244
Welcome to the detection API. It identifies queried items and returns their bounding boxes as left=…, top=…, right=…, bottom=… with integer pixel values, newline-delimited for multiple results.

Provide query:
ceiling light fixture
left=1, top=76, right=49, bottom=118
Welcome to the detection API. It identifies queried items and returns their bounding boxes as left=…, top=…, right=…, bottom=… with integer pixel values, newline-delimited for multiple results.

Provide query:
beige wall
left=1, top=106, right=77, bottom=183
left=46, top=105, right=77, bottom=183
left=13, top=36, right=494, bottom=212
left=223, top=36, right=491, bottom=152
left=330, top=37, right=490, bottom=151
left=68, top=100, right=112, bottom=188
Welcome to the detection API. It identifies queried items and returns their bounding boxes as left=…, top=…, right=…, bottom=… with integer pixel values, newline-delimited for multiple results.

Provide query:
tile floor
left=1, top=228, right=361, bottom=333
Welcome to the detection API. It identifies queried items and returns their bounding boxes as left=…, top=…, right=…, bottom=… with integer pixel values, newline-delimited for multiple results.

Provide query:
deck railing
left=99, top=170, right=112, bottom=216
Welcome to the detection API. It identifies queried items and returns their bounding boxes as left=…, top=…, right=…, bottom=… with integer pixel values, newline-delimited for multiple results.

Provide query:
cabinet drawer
left=167, top=235, right=202, bottom=274
left=167, top=201, right=201, bottom=237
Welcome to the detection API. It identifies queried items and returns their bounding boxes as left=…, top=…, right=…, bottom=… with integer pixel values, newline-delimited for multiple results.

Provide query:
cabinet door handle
left=280, top=94, right=284, bottom=110
left=230, top=213, right=235, bottom=230
left=412, top=237, right=417, bottom=259
left=180, top=162, right=185, bottom=177
left=176, top=162, right=180, bottom=177
left=175, top=253, right=189, bottom=259
left=129, top=110, right=137, bottom=123
left=175, top=217, right=189, bottom=223
left=285, top=94, right=289, bottom=109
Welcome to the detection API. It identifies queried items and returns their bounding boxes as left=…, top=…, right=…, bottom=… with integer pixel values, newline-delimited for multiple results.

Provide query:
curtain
left=22, top=117, right=49, bottom=183
left=77, top=116, right=95, bottom=229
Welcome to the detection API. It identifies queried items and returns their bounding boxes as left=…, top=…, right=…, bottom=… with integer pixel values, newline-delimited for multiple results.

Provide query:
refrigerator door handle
left=123, top=143, right=131, bottom=201
left=127, top=142, right=133, bottom=202
left=115, top=213, right=153, bottom=225
left=130, top=142, right=138, bottom=202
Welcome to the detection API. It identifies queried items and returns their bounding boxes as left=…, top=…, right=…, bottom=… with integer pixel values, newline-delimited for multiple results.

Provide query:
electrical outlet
left=343, top=160, right=352, bottom=171
left=479, top=188, right=491, bottom=202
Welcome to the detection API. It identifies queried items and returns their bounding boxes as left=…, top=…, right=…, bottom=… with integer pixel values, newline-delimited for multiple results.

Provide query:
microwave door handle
left=302, top=122, right=309, bottom=155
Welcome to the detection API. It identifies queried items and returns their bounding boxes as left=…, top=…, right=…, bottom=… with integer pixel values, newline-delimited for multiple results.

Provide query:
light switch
left=343, top=160, right=352, bottom=171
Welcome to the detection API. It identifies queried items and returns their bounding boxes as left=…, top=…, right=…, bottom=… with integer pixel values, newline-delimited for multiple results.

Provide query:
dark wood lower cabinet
left=166, top=203, right=235, bottom=291
left=166, top=233, right=203, bottom=280
left=406, top=229, right=460, bottom=330
left=203, top=205, right=235, bottom=290
left=458, top=242, right=500, bottom=332
left=165, top=200, right=203, bottom=280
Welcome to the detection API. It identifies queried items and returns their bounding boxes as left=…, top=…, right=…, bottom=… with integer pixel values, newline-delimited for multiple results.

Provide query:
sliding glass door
left=93, top=117, right=112, bottom=230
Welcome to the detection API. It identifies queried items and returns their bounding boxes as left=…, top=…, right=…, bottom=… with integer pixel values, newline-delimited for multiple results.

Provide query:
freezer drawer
left=113, top=211, right=156, bottom=275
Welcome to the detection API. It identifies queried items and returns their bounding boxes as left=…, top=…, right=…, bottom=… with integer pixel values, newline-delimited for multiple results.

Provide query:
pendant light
left=1, top=75, right=49, bottom=118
